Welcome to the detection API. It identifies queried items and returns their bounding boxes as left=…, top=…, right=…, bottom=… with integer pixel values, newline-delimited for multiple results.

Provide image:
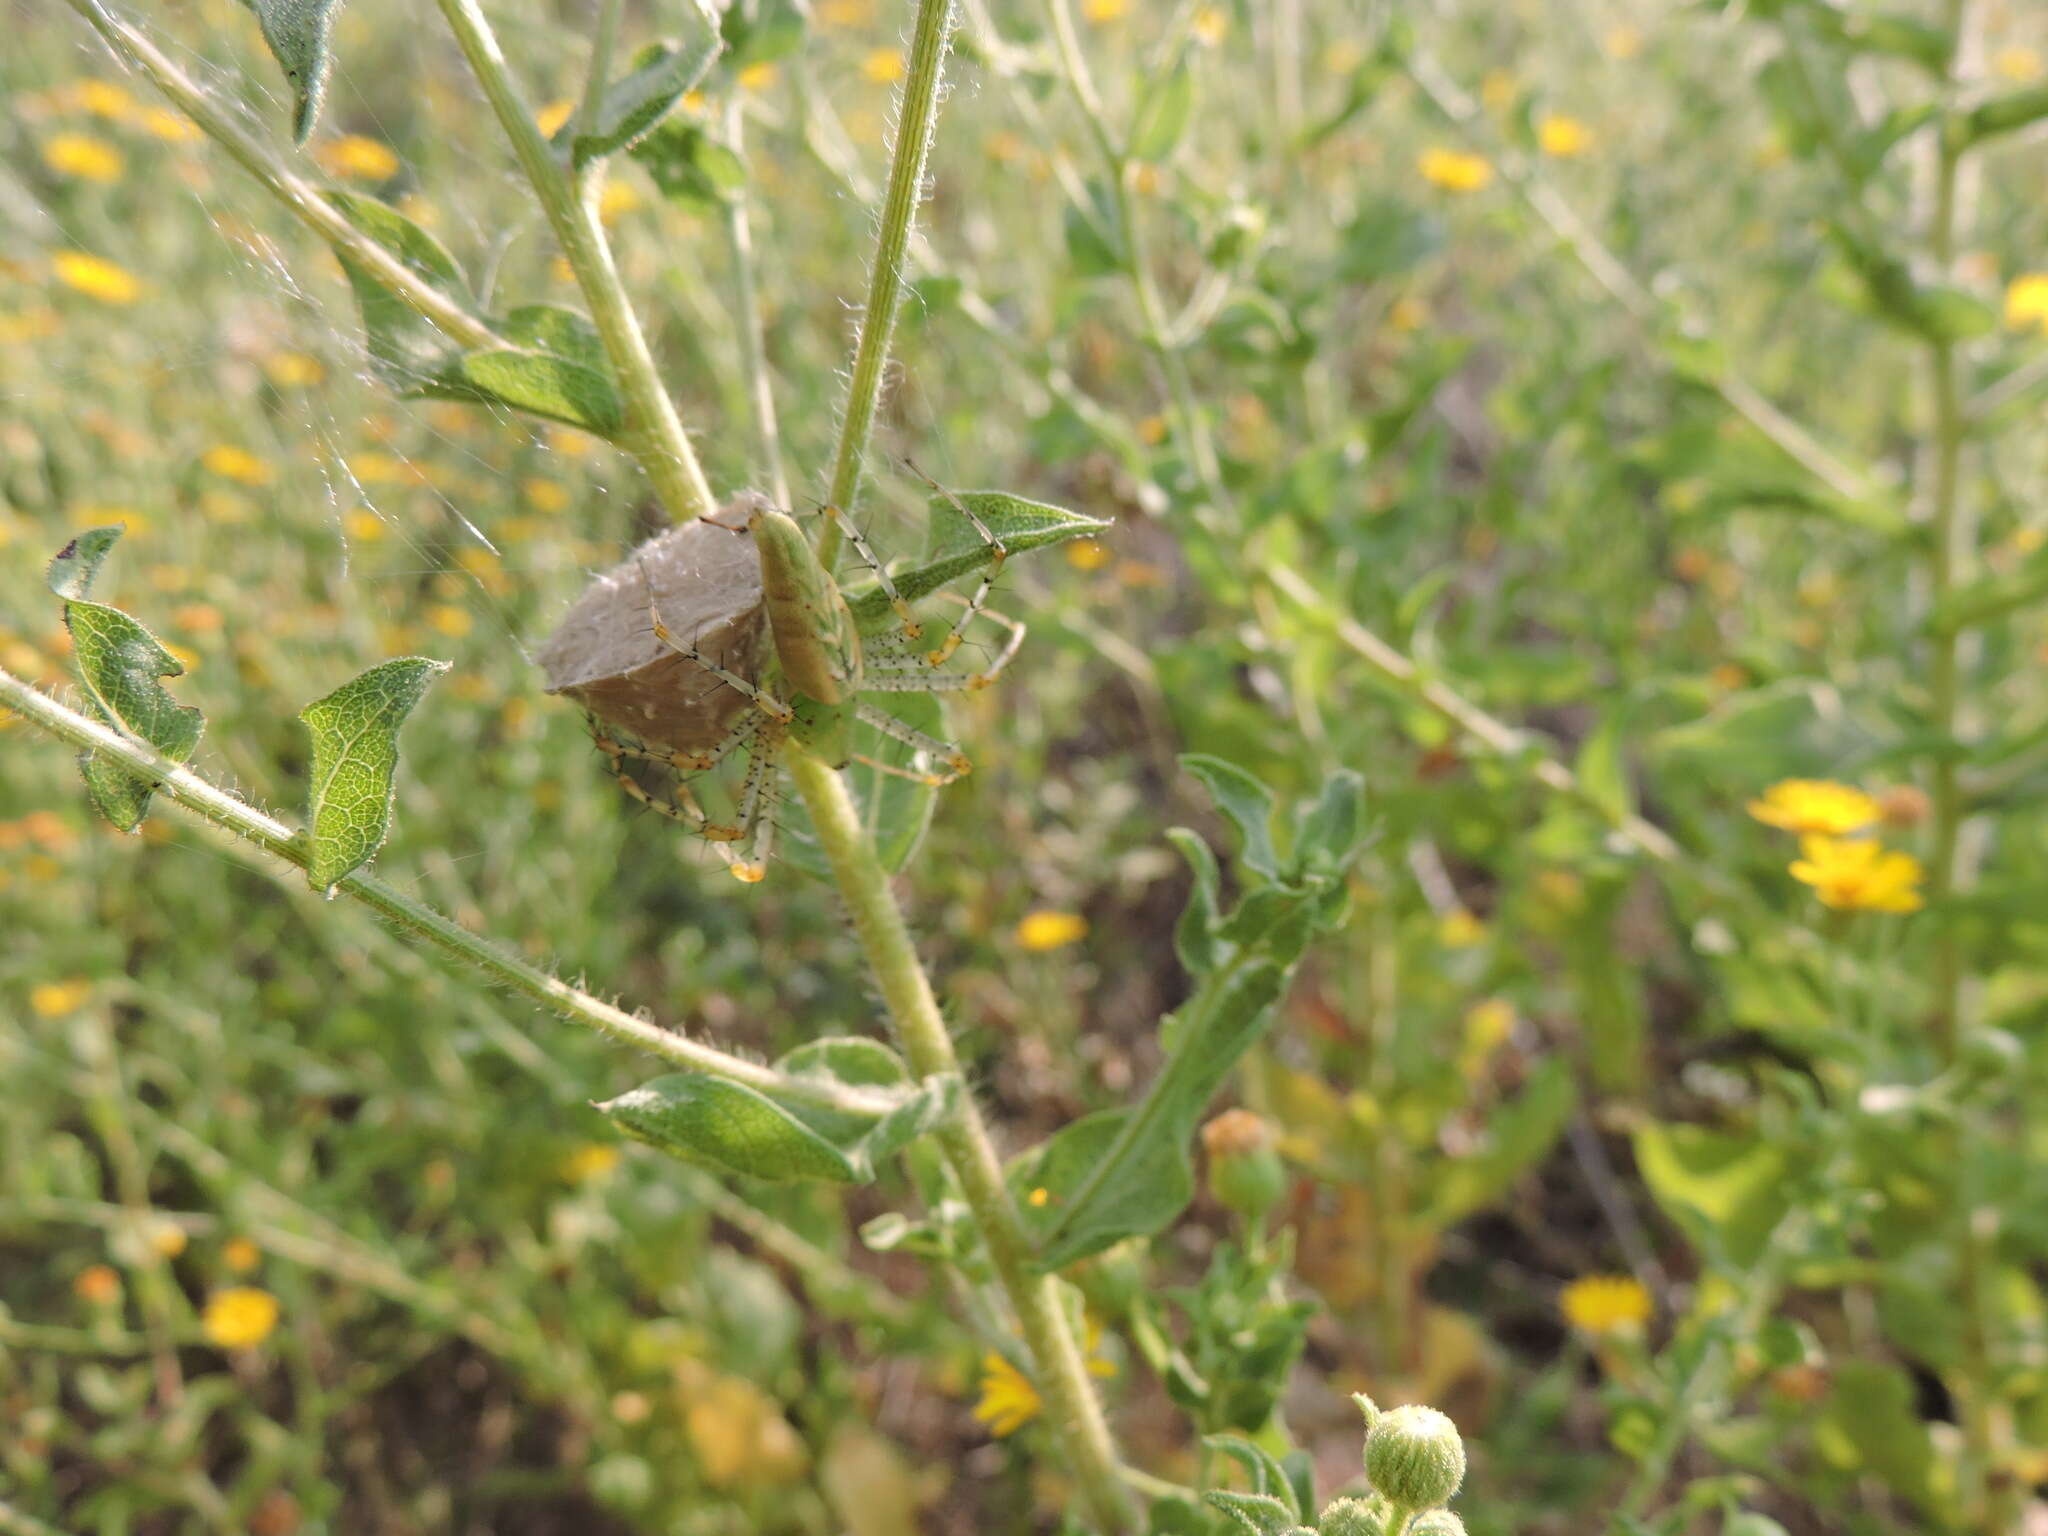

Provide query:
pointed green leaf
left=1130, top=64, right=1195, bottom=163
left=65, top=601, right=206, bottom=832
left=566, top=21, right=723, bottom=167
left=298, top=656, right=447, bottom=890
left=1204, top=1436, right=1304, bottom=1517
left=241, top=0, right=345, bottom=143
left=1203, top=1492, right=1300, bottom=1536
left=1167, top=827, right=1224, bottom=977
left=325, top=191, right=474, bottom=392
left=1633, top=1120, right=1794, bottom=1269
left=776, top=693, right=941, bottom=878
left=845, top=492, right=1111, bottom=632
left=1181, top=754, right=1280, bottom=880
left=1017, top=959, right=1286, bottom=1269
left=449, top=347, right=624, bottom=437
left=1291, top=768, right=1367, bottom=877
left=47, top=526, right=125, bottom=601
left=601, top=1059, right=958, bottom=1183
left=1964, top=85, right=2048, bottom=147
left=602, top=1073, right=865, bottom=1181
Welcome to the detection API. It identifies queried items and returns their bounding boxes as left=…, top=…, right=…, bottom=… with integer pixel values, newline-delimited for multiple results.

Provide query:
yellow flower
left=222, top=1237, right=262, bottom=1274
left=148, top=1220, right=188, bottom=1259
left=202, top=445, right=272, bottom=486
left=535, top=98, right=576, bottom=138
left=737, top=63, right=779, bottom=92
left=598, top=178, right=643, bottom=224
left=74, top=1264, right=122, bottom=1304
left=201, top=1287, right=280, bottom=1348
left=1603, top=25, right=1643, bottom=60
left=426, top=604, right=474, bottom=638
left=1065, top=538, right=1111, bottom=572
left=1081, top=0, right=1126, bottom=21
left=1993, top=46, right=2042, bottom=83
left=1746, top=779, right=1880, bottom=837
left=2005, top=273, right=2048, bottom=334
left=1789, top=836, right=1925, bottom=914
left=315, top=134, right=400, bottom=180
left=862, top=47, right=905, bottom=84
left=1437, top=908, right=1486, bottom=948
left=1015, top=910, right=1088, bottom=951
left=71, top=79, right=137, bottom=119
left=32, top=978, right=92, bottom=1017
left=560, top=1142, right=620, bottom=1183
left=43, top=132, right=125, bottom=183
left=1537, top=114, right=1593, bottom=158
left=1190, top=6, right=1227, bottom=45
left=817, top=0, right=874, bottom=23
left=523, top=477, right=569, bottom=513
left=973, top=1325, right=1115, bottom=1437
left=140, top=107, right=202, bottom=143
left=263, top=352, right=324, bottom=388
left=1418, top=148, right=1491, bottom=192
left=53, top=250, right=141, bottom=305
left=1560, top=1274, right=1652, bottom=1337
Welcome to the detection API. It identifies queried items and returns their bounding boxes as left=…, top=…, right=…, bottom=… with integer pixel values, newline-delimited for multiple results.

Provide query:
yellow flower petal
left=1014, top=910, right=1088, bottom=951
left=202, top=1287, right=280, bottom=1349
left=1746, top=779, right=1880, bottom=837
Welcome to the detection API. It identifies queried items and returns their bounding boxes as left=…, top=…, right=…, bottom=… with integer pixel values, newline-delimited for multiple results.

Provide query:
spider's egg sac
left=536, top=496, right=772, bottom=755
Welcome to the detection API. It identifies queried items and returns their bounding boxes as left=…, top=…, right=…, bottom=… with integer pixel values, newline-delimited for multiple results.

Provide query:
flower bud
left=1201, top=1109, right=1288, bottom=1226
left=1407, top=1512, right=1466, bottom=1536
left=1317, top=1495, right=1389, bottom=1536
left=1364, top=1405, right=1466, bottom=1510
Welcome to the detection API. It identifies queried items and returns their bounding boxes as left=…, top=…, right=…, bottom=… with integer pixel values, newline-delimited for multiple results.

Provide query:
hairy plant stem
left=817, top=0, right=957, bottom=569
left=1923, top=8, right=2011, bottom=1525
left=0, top=668, right=894, bottom=1120
left=60, top=0, right=502, bottom=354
left=783, top=750, right=1134, bottom=1533
left=434, top=0, right=717, bottom=523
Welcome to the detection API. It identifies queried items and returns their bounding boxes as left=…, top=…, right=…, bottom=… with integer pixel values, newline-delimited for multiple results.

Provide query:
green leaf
left=240, top=0, right=345, bottom=143
left=844, top=491, right=1110, bottom=631
left=298, top=656, right=447, bottom=891
left=1811, top=1361, right=1939, bottom=1515
left=1181, top=754, right=1280, bottom=881
left=1130, top=64, right=1195, bottom=163
left=1202, top=1492, right=1300, bottom=1536
left=719, top=0, right=807, bottom=70
left=1963, top=85, right=2048, bottom=147
left=1063, top=199, right=1126, bottom=278
left=1827, top=224, right=1997, bottom=342
left=1339, top=195, right=1444, bottom=283
left=1167, top=827, right=1225, bottom=977
left=600, top=1058, right=958, bottom=1183
left=1018, top=960, right=1287, bottom=1269
left=65, top=602, right=206, bottom=832
left=1291, top=768, right=1368, bottom=878
left=1926, top=540, right=2048, bottom=635
left=47, top=526, right=124, bottom=601
left=633, top=119, right=749, bottom=210
left=326, top=191, right=474, bottom=392
left=1203, top=1436, right=1304, bottom=1518
left=1574, top=712, right=1633, bottom=825
left=443, top=305, right=624, bottom=437
left=566, top=20, right=723, bottom=167
left=1633, top=1121, right=1793, bottom=1268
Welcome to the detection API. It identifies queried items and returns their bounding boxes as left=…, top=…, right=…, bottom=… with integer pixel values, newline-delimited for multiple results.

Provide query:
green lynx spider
left=588, top=476, right=1083, bottom=881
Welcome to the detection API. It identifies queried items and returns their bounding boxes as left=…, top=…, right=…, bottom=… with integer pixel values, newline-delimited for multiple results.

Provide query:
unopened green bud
left=1201, top=1109, right=1288, bottom=1225
left=1364, top=1405, right=1465, bottom=1510
left=1318, top=1495, right=1389, bottom=1536
left=1407, top=1513, right=1466, bottom=1536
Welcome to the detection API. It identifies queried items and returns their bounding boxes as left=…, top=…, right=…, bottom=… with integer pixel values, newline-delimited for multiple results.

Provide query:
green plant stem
left=434, top=0, right=717, bottom=523
left=574, top=0, right=623, bottom=143
left=723, top=97, right=790, bottom=507
left=61, top=0, right=502, bottom=354
left=1922, top=9, right=2012, bottom=1526
left=0, top=667, right=893, bottom=1120
left=818, top=0, right=956, bottom=568
left=782, top=749, right=1135, bottom=1534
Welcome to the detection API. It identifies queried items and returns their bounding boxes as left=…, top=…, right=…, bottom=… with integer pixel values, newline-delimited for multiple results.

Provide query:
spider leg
left=854, top=700, right=972, bottom=784
left=590, top=724, right=746, bottom=839
left=716, top=735, right=782, bottom=882
left=821, top=503, right=923, bottom=645
left=862, top=599, right=1025, bottom=693
left=636, top=560, right=795, bottom=725
left=902, top=460, right=1008, bottom=669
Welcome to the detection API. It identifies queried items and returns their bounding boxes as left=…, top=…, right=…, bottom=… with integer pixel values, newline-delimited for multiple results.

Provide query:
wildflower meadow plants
left=5, top=0, right=2048, bottom=1533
